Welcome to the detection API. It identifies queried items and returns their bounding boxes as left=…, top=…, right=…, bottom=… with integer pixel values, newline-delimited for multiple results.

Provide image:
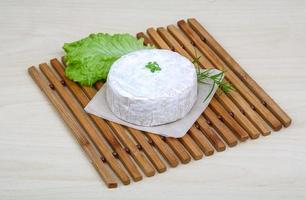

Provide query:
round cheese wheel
left=106, top=49, right=197, bottom=126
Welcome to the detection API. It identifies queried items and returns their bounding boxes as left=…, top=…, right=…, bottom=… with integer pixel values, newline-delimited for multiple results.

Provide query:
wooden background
left=0, top=0, right=306, bottom=199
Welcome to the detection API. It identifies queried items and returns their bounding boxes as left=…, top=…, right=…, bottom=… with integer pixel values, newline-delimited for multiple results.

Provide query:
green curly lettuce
left=63, top=33, right=153, bottom=86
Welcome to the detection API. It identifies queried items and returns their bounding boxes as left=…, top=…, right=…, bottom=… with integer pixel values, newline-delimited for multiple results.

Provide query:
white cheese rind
left=106, top=49, right=197, bottom=126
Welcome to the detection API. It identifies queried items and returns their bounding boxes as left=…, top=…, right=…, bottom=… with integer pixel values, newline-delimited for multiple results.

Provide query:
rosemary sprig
left=193, top=55, right=234, bottom=94
left=197, top=68, right=234, bottom=93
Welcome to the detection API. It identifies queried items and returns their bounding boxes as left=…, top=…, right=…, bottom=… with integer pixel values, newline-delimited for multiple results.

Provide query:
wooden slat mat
left=28, top=18, right=291, bottom=188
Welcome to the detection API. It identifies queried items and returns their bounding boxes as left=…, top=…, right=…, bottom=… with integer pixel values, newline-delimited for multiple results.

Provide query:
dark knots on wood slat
left=112, top=151, right=119, bottom=158
left=251, top=105, right=256, bottom=111
left=200, top=36, right=207, bottom=43
left=60, top=80, right=66, bottom=86
left=195, top=123, right=200, bottom=129
left=100, top=156, right=106, bottom=163
left=148, top=139, right=154, bottom=146
left=124, top=147, right=130, bottom=154
left=136, top=144, right=142, bottom=150
left=49, top=83, right=55, bottom=90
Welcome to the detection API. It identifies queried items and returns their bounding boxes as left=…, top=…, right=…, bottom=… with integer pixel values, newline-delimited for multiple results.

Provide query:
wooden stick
left=136, top=32, right=153, bottom=46
left=39, top=63, right=131, bottom=185
left=209, top=98, right=249, bottom=141
left=188, top=126, right=214, bottom=156
left=167, top=25, right=264, bottom=138
left=177, top=20, right=282, bottom=131
left=28, top=66, right=117, bottom=188
left=93, top=80, right=181, bottom=167
left=187, top=18, right=291, bottom=127
left=147, top=28, right=170, bottom=49
left=203, top=107, right=238, bottom=147
left=164, top=137, right=192, bottom=163
left=144, top=133, right=179, bottom=167
left=179, top=134, right=203, bottom=160
left=51, top=59, right=153, bottom=179
left=197, top=115, right=226, bottom=151
left=205, top=104, right=237, bottom=146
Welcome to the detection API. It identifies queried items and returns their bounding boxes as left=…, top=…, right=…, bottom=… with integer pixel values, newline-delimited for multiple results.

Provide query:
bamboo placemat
left=28, top=18, right=291, bottom=188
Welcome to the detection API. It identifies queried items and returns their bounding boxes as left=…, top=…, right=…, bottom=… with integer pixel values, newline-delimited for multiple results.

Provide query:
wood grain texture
left=0, top=0, right=305, bottom=199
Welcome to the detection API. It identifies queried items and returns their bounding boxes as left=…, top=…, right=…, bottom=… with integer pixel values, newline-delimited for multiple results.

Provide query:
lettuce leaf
left=63, top=33, right=153, bottom=86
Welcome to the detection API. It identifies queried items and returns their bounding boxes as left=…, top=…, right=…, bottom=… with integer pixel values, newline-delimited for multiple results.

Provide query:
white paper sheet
left=85, top=69, right=223, bottom=138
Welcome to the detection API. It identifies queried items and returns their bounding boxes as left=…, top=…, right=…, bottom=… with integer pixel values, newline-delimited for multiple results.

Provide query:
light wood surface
left=1, top=0, right=306, bottom=199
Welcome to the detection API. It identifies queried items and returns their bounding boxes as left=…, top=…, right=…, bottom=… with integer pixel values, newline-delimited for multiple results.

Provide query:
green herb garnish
left=63, top=33, right=153, bottom=86
left=192, top=55, right=234, bottom=101
left=145, top=61, right=161, bottom=73
left=196, top=67, right=234, bottom=93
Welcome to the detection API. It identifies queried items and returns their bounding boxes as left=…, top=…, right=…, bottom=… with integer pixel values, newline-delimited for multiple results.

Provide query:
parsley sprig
left=145, top=61, right=161, bottom=73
